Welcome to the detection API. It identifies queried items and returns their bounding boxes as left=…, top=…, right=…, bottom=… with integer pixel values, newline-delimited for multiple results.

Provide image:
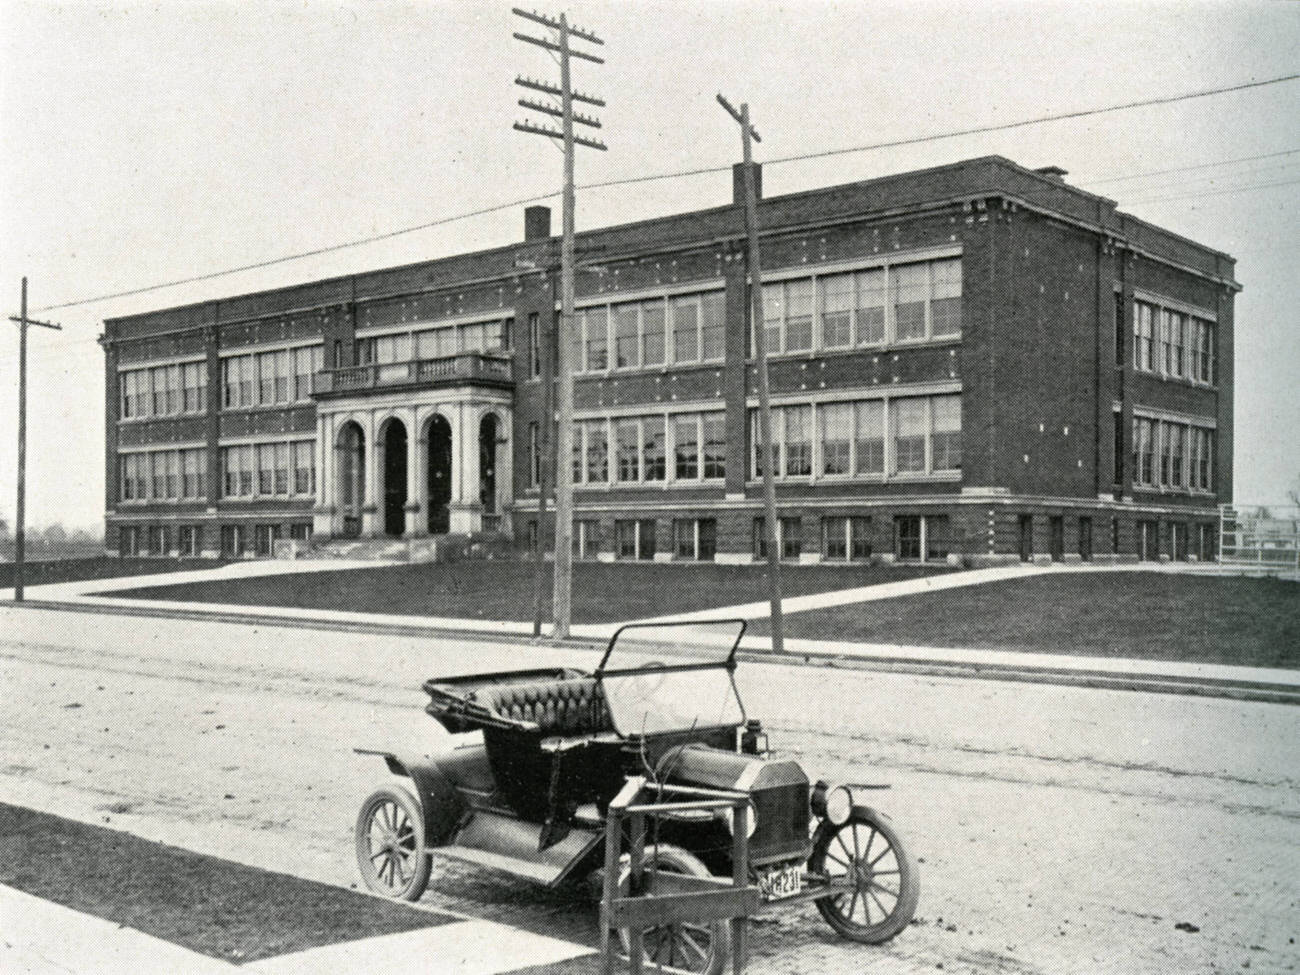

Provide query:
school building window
left=752, top=516, right=802, bottom=561
left=1133, top=298, right=1215, bottom=385
left=119, top=448, right=206, bottom=503
left=120, top=360, right=207, bottom=420
left=822, top=516, right=872, bottom=561
left=673, top=518, right=716, bottom=561
left=894, top=514, right=950, bottom=562
left=574, top=289, right=724, bottom=374
left=219, top=344, right=322, bottom=411
left=615, top=519, right=657, bottom=560
left=1137, top=519, right=1159, bottom=560
left=759, top=256, right=960, bottom=357
left=528, top=422, right=541, bottom=488
left=573, top=519, right=601, bottom=559
left=1132, top=415, right=1214, bottom=492
left=220, top=440, right=315, bottom=499
left=572, top=411, right=725, bottom=486
left=528, top=313, right=541, bottom=378
left=754, top=394, right=957, bottom=482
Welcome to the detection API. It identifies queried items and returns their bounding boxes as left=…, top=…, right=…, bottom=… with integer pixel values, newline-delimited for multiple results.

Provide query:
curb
left=7, top=597, right=1296, bottom=706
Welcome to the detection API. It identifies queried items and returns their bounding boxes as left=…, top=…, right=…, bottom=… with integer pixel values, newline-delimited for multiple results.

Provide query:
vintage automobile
left=355, top=620, right=918, bottom=972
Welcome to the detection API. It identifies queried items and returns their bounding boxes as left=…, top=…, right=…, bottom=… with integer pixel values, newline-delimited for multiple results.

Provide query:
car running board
left=443, top=809, right=603, bottom=887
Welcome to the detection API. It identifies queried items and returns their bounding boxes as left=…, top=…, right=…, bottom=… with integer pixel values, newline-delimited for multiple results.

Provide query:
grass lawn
left=756, top=571, right=1300, bottom=670
left=111, top=560, right=953, bottom=624
left=0, top=556, right=228, bottom=589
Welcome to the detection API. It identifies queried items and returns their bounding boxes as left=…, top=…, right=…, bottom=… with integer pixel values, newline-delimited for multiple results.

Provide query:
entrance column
left=404, top=408, right=421, bottom=536
left=313, top=412, right=333, bottom=538
left=449, top=402, right=481, bottom=533
left=412, top=416, right=428, bottom=534
left=361, top=411, right=380, bottom=536
left=492, top=410, right=512, bottom=534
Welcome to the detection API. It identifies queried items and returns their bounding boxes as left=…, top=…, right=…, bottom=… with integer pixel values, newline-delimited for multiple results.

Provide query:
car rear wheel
left=355, top=785, right=431, bottom=901
left=810, top=808, right=919, bottom=943
left=617, top=844, right=730, bottom=975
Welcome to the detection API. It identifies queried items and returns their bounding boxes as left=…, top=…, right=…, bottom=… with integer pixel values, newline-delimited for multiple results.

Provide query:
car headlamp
left=722, top=801, right=758, bottom=838
left=824, top=785, right=853, bottom=826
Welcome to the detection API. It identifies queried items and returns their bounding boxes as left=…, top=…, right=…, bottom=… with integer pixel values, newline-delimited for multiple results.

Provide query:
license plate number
left=758, top=864, right=802, bottom=900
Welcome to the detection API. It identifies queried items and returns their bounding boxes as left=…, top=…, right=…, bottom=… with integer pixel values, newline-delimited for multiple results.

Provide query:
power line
left=581, top=73, right=1300, bottom=193
left=1081, top=147, right=1300, bottom=186
left=29, top=71, right=1300, bottom=316
left=1124, top=175, right=1300, bottom=205
left=767, top=73, right=1299, bottom=168
left=34, top=191, right=561, bottom=314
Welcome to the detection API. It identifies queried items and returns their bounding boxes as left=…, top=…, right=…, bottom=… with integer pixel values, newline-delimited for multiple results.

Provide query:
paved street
left=2, top=604, right=1297, bottom=973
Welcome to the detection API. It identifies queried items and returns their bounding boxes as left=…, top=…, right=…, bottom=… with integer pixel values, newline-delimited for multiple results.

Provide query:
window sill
left=574, top=478, right=727, bottom=492
left=219, top=401, right=315, bottom=415
left=746, top=471, right=961, bottom=486
left=118, top=413, right=208, bottom=425
left=575, top=358, right=726, bottom=378
left=217, top=496, right=317, bottom=504
left=1132, top=370, right=1219, bottom=392
left=746, top=335, right=961, bottom=363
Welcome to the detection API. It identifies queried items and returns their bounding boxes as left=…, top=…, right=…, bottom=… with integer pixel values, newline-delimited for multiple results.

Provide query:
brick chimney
left=1035, top=166, right=1069, bottom=183
left=524, top=205, right=552, bottom=241
left=732, top=162, right=762, bottom=205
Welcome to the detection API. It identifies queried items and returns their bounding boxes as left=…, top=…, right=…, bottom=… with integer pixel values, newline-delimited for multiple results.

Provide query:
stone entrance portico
left=312, top=374, right=512, bottom=540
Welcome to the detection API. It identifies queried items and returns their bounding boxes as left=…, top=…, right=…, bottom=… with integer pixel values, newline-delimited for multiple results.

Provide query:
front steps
left=280, top=532, right=514, bottom=563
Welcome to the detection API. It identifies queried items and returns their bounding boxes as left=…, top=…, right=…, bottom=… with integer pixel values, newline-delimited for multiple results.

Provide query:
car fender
left=360, top=749, right=465, bottom=847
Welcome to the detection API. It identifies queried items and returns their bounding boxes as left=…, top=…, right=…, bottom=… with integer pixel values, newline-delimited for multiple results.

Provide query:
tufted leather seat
left=477, top=678, right=613, bottom=737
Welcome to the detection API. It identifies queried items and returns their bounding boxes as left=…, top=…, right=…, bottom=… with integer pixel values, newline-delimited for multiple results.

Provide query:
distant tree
left=42, top=523, right=68, bottom=545
left=1288, top=473, right=1300, bottom=509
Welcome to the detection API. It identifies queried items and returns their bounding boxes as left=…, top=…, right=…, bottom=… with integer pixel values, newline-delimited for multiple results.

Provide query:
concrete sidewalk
left=3, top=559, right=1296, bottom=699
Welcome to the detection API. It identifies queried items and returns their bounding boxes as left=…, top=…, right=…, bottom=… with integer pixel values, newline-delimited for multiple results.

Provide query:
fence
left=600, top=776, right=759, bottom=975
left=1219, top=505, right=1300, bottom=577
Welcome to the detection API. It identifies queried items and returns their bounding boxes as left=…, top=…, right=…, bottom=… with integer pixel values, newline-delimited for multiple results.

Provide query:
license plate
left=758, top=864, right=802, bottom=900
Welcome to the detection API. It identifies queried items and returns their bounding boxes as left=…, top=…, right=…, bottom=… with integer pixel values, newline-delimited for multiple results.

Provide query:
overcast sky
left=1, top=0, right=1297, bottom=532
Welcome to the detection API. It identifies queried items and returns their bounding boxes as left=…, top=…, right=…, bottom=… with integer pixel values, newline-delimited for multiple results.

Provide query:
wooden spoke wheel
left=355, top=785, right=431, bottom=901
left=809, top=808, right=919, bottom=944
left=618, top=844, right=730, bottom=975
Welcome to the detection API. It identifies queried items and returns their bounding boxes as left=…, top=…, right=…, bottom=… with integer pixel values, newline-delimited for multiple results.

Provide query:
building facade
left=102, top=156, right=1237, bottom=564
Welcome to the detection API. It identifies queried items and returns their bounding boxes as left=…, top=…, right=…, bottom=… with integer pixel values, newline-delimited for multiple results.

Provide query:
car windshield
left=598, top=621, right=746, bottom=736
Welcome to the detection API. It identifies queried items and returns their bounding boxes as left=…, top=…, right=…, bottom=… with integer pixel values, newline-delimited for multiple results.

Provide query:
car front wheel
left=809, top=807, right=919, bottom=944
left=355, top=785, right=431, bottom=901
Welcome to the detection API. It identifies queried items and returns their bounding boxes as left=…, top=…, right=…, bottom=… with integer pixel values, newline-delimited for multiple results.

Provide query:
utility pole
left=8, top=277, right=62, bottom=601
left=718, top=94, right=784, bottom=653
left=513, top=7, right=606, bottom=640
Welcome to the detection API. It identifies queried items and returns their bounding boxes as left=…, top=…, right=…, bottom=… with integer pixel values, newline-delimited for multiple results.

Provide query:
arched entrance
left=336, top=421, right=365, bottom=538
left=479, top=413, right=499, bottom=516
left=427, top=414, right=452, bottom=534
left=381, top=418, right=408, bottom=537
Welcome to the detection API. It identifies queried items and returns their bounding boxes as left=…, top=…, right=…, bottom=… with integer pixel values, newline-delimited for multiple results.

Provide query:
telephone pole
left=513, top=7, right=606, bottom=640
left=718, top=94, right=784, bottom=653
left=8, top=277, right=62, bottom=601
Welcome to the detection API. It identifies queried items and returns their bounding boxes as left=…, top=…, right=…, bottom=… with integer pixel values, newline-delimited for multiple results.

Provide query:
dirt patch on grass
left=0, top=802, right=455, bottom=964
